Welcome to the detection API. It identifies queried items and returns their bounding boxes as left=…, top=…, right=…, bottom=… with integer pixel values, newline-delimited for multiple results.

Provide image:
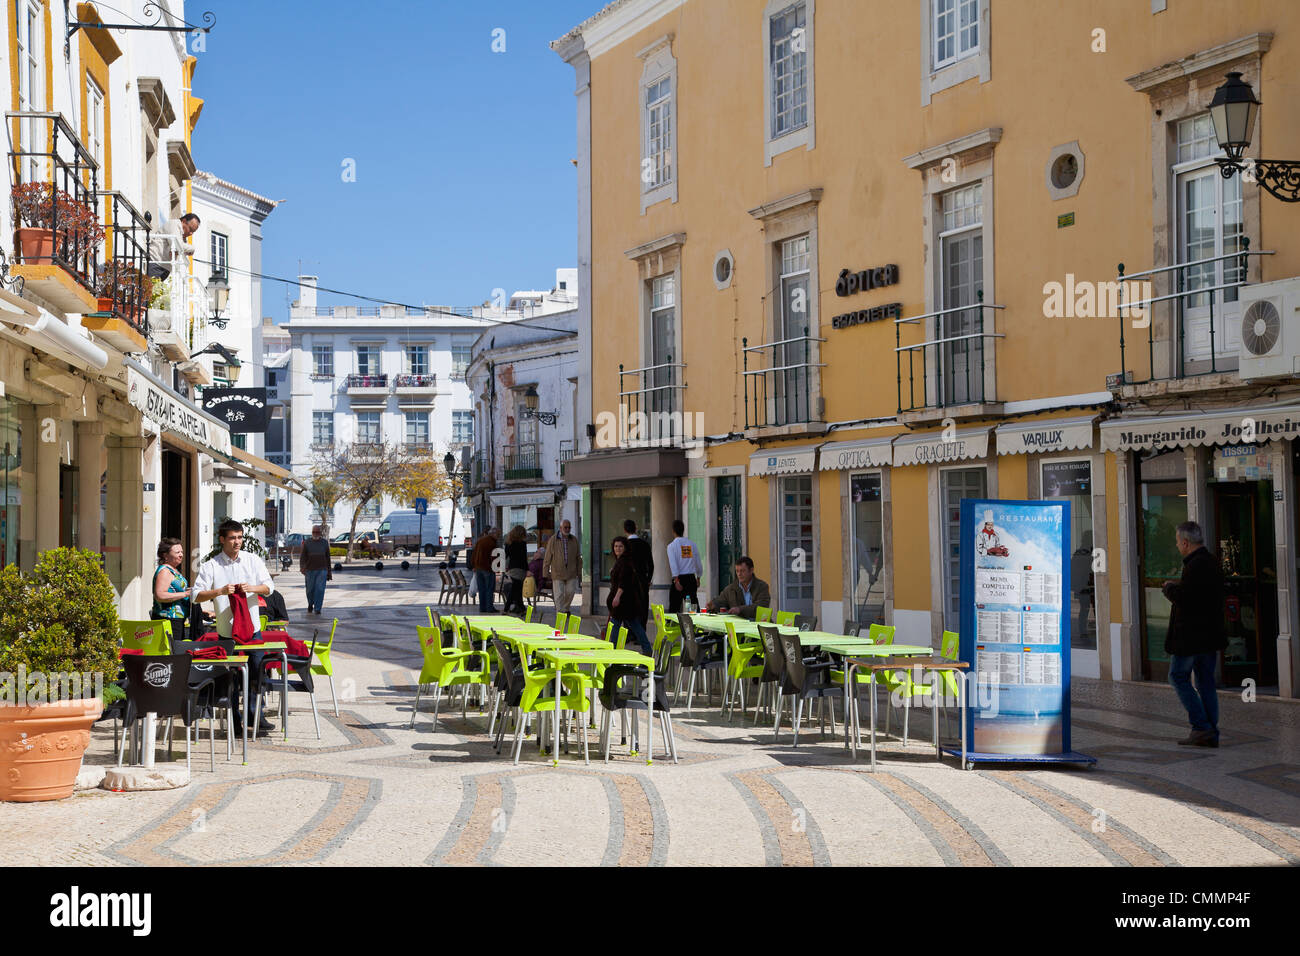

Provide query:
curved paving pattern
left=0, top=568, right=1296, bottom=867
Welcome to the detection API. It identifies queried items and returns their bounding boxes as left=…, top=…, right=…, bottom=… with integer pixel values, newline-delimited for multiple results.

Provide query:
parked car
left=377, top=509, right=443, bottom=557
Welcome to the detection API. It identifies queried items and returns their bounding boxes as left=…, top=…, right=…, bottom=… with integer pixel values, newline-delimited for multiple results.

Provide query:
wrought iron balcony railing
left=504, top=442, right=542, bottom=480
left=471, top=450, right=490, bottom=488
left=617, top=359, right=686, bottom=445
left=395, top=373, right=436, bottom=388
left=7, top=111, right=101, bottom=293
left=1114, top=241, right=1275, bottom=386
left=343, top=373, right=389, bottom=390
left=558, top=439, right=575, bottom=477
left=742, top=330, right=825, bottom=429
left=894, top=292, right=1005, bottom=412
left=97, top=191, right=152, bottom=337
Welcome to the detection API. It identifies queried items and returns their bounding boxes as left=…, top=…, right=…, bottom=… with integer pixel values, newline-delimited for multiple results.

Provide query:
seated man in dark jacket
left=707, top=555, right=771, bottom=620
left=1161, top=520, right=1226, bottom=747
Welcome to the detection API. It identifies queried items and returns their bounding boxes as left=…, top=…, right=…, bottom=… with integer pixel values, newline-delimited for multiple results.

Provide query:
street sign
left=414, top=498, right=428, bottom=515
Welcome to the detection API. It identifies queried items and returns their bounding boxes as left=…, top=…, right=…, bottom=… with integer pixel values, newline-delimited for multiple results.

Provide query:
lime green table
left=845, top=655, right=969, bottom=771
left=535, top=647, right=672, bottom=765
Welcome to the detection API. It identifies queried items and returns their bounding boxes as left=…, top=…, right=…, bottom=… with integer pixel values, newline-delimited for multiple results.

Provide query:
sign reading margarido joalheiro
left=127, top=367, right=231, bottom=457
left=957, top=498, right=1093, bottom=766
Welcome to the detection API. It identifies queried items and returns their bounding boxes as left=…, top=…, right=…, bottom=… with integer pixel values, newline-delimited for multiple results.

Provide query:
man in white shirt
left=665, top=519, right=703, bottom=613
left=192, top=518, right=275, bottom=735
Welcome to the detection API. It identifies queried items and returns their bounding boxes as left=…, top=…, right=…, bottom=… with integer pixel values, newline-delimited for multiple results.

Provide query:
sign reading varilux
left=954, top=498, right=1094, bottom=767
left=201, top=388, right=268, bottom=433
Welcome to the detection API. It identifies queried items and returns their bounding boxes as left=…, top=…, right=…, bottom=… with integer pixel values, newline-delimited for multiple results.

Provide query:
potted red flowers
left=11, top=182, right=104, bottom=267
left=95, top=260, right=154, bottom=321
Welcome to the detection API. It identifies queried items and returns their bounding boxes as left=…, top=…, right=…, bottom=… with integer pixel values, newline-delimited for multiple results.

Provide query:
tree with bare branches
left=312, top=443, right=409, bottom=561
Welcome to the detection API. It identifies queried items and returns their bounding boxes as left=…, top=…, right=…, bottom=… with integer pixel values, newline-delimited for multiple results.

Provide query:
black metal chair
left=253, top=630, right=321, bottom=740
left=676, top=612, right=725, bottom=712
left=172, top=639, right=237, bottom=769
left=752, top=624, right=787, bottom=725
left=775, top=632, right=838, bottom=746
left=118, top=654, right=195, bottom=771
left=598, top=663, right=677, bottom=764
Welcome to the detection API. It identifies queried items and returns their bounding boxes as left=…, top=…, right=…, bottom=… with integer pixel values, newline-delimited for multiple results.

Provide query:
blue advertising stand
left=942, top=498, right=1095, bottom=769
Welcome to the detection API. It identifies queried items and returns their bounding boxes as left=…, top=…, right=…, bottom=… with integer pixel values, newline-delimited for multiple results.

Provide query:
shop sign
left=1212, top=444, right=1264, bottom=482
left=893, top=429, right=989, bottom=467
left=127, top=368, right=231, bottom=457
left=995, top=417, right=1095, bottom=456
left=819, top=439, right=893, bottom=471
left=1041, top=461, right=1090, bottom=497
left=201, top=387, right=268, bottom=433
left=832, top=264, right=902, bottom=330
left=1101, top=405, right=1300, bottom=452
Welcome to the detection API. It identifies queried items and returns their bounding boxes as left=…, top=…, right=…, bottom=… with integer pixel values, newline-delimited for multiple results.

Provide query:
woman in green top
left=152, top=537, right=191, bottom=628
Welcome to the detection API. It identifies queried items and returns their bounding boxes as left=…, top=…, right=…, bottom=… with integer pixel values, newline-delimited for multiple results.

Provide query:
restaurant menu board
left=960, top=499, right=1073, bottom=757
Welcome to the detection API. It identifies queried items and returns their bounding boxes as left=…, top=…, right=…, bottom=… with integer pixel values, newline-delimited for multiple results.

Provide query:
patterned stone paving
left=1, top=567, right=1297, bottom=867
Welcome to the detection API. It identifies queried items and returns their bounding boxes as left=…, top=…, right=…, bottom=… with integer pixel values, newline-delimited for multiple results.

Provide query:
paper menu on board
left=977, top=609, right=1022, bottom=643
left=1021, top=612, right=1059, bottom=644
left=976, top=649, right=1022, bottom=685
left=1022, top=650, right=1062, bottom=685
left=975, top=570, right=1022, bottom=606
left=1023, top=571, right=1062, bottom=607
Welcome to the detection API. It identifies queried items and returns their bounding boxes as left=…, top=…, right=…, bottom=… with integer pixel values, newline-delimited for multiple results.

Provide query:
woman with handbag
left=606, top=535, right=652, bottom=656
left=504, top=525, right=529, bottom=614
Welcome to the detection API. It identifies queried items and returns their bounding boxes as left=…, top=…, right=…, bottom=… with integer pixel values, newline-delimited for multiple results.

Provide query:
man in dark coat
left=1161, top=520, right=1226, bottom=747
left=623, top=519, right=654, bottom=625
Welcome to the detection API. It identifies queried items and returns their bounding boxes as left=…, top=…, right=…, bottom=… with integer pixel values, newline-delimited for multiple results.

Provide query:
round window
left=1051, top=153, right=1079, bottom=189
left=714, top=255, right=732, bottom=285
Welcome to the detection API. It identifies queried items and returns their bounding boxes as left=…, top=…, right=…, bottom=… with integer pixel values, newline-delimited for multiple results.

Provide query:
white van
left=377, top=509, right=444, bottom=557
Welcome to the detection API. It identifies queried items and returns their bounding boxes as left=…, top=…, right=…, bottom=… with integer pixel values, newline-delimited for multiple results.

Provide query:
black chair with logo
left=118, top=654, right=195, bottom=771
left=173, top=639, right=237, bottom=770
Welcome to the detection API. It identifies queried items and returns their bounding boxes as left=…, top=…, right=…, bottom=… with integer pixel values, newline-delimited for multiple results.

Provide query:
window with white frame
left=356, top=411, right=381, bottom=445
left=210, top=231, right=228, bottom=279
left=450, top=343, right=471, bottom=380
left=312, top=411, right=333, bottom=446
left=644, top=76, right=673, bottom=190
left=770, top=3, right=808, bottom=138
left=404, top=411, right=429, bottom=447
left=649, top=274, right=677, bottom=425
left=311, top=344, right=333, bottom=377
left=776, top=235, right=812, bottom=424
left=86, top=77, right=105, bottom=170
left=405, top=344, right=428, bottom=376
left=16, top=1, right=44, bottom=182
left=938, top=182, right=984, bottom=405
left=453, top=410, right=473, bottom=445
left=933, top=0, right=979, bottom=71
left=355, top=345, right=381, bottom=376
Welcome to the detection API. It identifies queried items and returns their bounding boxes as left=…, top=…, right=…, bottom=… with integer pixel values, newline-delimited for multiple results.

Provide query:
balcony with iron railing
left=1112, top=241, right=1275, bottom=397
left=558, top=439, right=575, bottom=478
left=742, top=330, right=826, bottom=435
left=7, top=111, right=102, bottom=315
left=83, top=191, right=152, bottom=354
left=342, top=373, right=389, bottom=398
left=403, top=441, right=434, bottom=455
left=471, top=450, right=490, bottom=489
left=395, top=372, right=437, bottom=403
left=894, top=292, right=1006, bottom=420
left=504, top=442, right=543, bottom=481
left=616, top=359, right=688, bottom=447
left=147, top=231, right=212, bottom=376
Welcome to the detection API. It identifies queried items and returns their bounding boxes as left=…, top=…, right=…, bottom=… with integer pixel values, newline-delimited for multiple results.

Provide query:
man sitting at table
left=706, top=556, right=771, bottom=620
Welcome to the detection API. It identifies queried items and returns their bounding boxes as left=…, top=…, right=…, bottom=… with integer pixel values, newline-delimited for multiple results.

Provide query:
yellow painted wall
left=889, top=465, right=931, bottom=611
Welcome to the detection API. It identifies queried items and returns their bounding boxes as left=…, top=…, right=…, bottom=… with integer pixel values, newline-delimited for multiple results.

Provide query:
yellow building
left=555, top=0, right=1300, bottom=697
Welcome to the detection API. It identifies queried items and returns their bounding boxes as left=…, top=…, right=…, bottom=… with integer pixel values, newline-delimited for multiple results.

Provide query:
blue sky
left=190, top=0, right=602, bottom=319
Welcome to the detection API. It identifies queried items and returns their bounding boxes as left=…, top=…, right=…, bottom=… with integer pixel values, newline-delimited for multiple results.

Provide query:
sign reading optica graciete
left=952, top=497, right=1094, bottom=767
left=832, top=264, right=902, bottom=329
left=201, top=387, right=269, bottom=433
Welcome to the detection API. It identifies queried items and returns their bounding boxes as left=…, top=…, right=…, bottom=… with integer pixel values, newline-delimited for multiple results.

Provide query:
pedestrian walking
left=470, top=527, right=500, bottom=613
left=543, top=519, right=582, bottom=616
left=151, top=537, right=191, bottom=639
left=607, top=536, right=651, bottom=656
left=665, top=519, right=702, bottom=613
left=504, top=525, right=529, bottom=614
left=1162, top=520, right=1226, bottom=747
left=623, top=519, right=654, bottom=626
left=300, top=525, right=333, bottom=614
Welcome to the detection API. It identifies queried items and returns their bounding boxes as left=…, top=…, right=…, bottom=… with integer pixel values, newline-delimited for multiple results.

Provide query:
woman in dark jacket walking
left=504, top=525, right=529, bottom=614
left=607, top=536, right=651, bottom=655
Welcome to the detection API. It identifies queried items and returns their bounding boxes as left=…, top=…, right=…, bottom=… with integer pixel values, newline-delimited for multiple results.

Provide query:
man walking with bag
left=1162, top=521, right=1226, bottom=747
left=544, top=519, right=582, bottom=617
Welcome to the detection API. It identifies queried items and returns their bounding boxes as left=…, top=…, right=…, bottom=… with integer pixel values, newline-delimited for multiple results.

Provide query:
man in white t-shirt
left=192, top=518, right=275, bottom=734
left=665, top=519, right=702, bottom=613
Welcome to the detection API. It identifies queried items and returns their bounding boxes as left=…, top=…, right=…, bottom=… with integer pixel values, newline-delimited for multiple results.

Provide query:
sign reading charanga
left=127, top=367, right=232, bottom=457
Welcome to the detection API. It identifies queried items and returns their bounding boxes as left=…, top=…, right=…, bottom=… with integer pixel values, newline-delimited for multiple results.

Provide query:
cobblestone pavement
left=3, top=566, right=1297, bottom=866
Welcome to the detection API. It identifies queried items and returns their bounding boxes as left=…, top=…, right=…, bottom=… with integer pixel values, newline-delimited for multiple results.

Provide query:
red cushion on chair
left=117, top=648, right=144, bottom=657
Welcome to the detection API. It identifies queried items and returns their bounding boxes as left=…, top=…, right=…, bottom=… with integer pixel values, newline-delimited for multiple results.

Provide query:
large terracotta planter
left=14, top=227, right=54, bottom=264
left=0, top=698, right=102, bottom=802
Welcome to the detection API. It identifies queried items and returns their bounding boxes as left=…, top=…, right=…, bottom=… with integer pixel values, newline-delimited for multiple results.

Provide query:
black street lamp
left=208, top=271, right=231, bottom=329
left=1212, top=72, right=1300, bottom=203
left=520, top=384, right=558, bottom=426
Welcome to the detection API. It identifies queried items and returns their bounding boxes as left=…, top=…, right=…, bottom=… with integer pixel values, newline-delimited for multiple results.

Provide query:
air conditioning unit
left=1237, top=278, right=1300, bottom=381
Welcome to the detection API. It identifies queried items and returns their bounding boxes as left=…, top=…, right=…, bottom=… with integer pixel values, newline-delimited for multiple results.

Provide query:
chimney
left=298, top=275, right=318, bottom=311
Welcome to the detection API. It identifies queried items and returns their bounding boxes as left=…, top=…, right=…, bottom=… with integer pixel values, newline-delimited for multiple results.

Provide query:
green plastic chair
left=868, top=624, right=933, bottom=742
left=307, top=617, right=340, bottom=716
left=489, top=631, right=593, bottom=765
left=566, top=613, right=581, bottom=634
left=525, top=605, right=536, bottom=624
left=724, top=620, right=765, bottom=720
left=775, top=610, right=798, bottom=628
left=755, top=606, right=773, bottom=623
left=939, top=630, right=962, bottom=697
left=119, top=619, right=171, bottom=656
left=555, top=612, right=569, bottom=633
left=410, top=624, right=479, bottom=730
